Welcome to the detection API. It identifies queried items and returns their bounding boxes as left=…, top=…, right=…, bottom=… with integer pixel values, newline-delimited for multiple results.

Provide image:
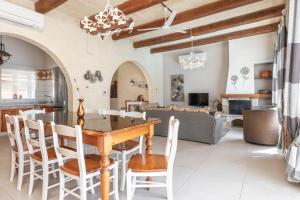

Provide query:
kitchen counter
left=0, top=103, right=63, bottom=131
left=35, top=103, right=64, bottom=108
left=0, top=105, right=35, bottom=109
left=0, top=103, right=63, bottom=110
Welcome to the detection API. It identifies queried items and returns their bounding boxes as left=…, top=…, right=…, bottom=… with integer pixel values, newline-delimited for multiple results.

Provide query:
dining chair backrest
left=85, top=108, right=98, bottom=114
left=5, top=114, right=23, bottom=153
left=23, top=119, right=47, bottom=159
left=123, top=111, right=146, bottom=149
left=165, top=116, right=175, bottom=156
left=164, top=117, right=179, bottom=172
left=51, top=122, right=86, bottom=176
left=99, top=109, right=122, bottom=116
left=123, top=111, right=146, bottom=120
left=19, top=109, right=46, bottom=117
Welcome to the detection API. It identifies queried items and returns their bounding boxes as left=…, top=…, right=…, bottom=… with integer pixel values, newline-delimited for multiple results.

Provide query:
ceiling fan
left=138, top=3, right=186, bottom=34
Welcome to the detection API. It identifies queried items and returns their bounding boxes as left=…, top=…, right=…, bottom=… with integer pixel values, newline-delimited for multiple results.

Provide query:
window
left=0, top=68, right=36, bottom=99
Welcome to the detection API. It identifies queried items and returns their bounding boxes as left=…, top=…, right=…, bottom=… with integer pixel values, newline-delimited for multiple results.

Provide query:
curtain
left=273, top=0, right=300, bottom=182
left=272, top=13, right=287, bottom=150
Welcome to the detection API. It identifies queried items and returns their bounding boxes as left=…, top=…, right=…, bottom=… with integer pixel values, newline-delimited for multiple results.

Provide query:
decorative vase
left=77, top=98, right=85, bottom=118
left=77, top=117, right=85, bottom=128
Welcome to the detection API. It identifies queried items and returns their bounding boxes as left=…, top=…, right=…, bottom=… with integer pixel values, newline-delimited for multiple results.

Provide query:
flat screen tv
left=189, top=93, right=209, bottom=107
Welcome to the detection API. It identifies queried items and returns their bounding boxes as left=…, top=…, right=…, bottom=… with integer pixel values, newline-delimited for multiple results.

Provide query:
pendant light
left=178, top=29, right=206, bottom=70
left=0, top=36, right=11, bottom=65
left=80, top=0, right=134, bottom=38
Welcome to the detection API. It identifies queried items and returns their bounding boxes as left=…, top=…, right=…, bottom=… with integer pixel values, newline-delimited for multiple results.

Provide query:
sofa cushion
left=146, top=110, right=226, bottom=144
left=139, top=103, right=159, bottom=111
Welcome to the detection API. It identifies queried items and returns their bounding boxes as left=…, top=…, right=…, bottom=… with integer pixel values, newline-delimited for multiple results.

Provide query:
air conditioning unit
left=0, top=1, right=44, bottom=30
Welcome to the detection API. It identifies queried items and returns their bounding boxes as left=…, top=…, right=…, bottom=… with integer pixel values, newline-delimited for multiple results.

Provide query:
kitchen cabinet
left=0, top=108, right=31, bottom=132
left=35, top=105, right=54, bottom=113
left=0, top=106, right=54, bottom=132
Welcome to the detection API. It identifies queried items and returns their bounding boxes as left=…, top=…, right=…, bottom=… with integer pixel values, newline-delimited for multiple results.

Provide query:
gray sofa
left=146, top=110, right=226, bottom=144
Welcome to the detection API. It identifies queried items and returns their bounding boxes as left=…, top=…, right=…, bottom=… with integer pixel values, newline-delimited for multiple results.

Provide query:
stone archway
left=109, top=61, right=153, bottom=110
left=0, top=32, right=73, bottom=110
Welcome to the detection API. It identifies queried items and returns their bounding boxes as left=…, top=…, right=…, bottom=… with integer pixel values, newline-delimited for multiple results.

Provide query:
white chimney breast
left=225, top=33, right=276, bottom=94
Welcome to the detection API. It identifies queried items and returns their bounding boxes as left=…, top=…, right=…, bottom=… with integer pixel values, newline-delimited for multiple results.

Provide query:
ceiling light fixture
left=0, top=36, right=11, bottom=65
left=80, top=0, right=134, bottom=39
left=178, top=30, right=206, bottom=70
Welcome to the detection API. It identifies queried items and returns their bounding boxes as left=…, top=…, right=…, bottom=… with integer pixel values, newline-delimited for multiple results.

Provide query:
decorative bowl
left=260, top=70, right=272, bottom=78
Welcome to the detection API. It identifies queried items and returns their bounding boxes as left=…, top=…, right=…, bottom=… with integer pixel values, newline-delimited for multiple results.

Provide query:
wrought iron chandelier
left=178, top=34, right=206, bottom=70
left=80, top=0, right=134, bottom=38
left=0, top=36, right=11, bottom=65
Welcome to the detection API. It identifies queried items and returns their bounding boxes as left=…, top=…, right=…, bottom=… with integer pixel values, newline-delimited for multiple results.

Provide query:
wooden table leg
left=145, top=124, right=154, bottom=190
left=100, top=155, right=110, bottom=200
left=97, top=136, right=112, bottom=200
left=145, top=124, right=154, bottom=154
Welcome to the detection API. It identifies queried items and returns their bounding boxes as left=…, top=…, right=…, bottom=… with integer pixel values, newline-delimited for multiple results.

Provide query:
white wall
left=163, top=42, right=229, bottom=106
left=0, top=36, right=56, bottom=102
left=114, top=62, right=149, bottom=109
left=226, top=33, right=276, bottom=94
left=1, top=36, right=55, bottom=70
left=0, top=8, right=164, bottom=111
left=45, top=54, right=57, bottom=68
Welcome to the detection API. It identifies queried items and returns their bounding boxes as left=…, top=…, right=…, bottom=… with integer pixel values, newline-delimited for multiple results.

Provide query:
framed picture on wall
left=171, top=74, right=184, bottom=102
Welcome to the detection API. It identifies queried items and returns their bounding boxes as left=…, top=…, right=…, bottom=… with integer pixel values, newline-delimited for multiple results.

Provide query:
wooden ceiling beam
left=134, top=4, right=284, bottom=48
left=35, top=0, right=68, bottom=14
left=150, top=23, right=278, bottom=54
left=117, top=0, right=167, bottom=15
left=113, top=0, right=263, bottom=40
left=80, top=0, right=167, bottom=29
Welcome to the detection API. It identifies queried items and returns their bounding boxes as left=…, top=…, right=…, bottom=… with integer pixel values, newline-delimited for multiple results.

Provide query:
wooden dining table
left=27, top=110, right=161, bottom=200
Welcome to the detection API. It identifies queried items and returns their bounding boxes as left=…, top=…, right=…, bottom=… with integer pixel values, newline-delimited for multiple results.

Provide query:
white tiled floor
left=0, top=128, right=299, bottom=200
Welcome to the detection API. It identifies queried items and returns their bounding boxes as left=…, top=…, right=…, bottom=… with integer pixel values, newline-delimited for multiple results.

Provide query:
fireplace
left=229, top=100, right=252, bottom=115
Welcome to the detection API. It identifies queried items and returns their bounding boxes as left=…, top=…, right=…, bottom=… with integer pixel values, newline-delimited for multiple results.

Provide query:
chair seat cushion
left=31, top=147, right=57, bottom=161
left=128, top=154, right=168, bottom=172
left=60, top=154, right=114, bottom=176
left=113, top=140, right=139, bottom=151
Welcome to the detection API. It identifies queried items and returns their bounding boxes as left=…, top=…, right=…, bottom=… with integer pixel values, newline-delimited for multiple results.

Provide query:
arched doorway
left=0, top=32, right=73, bottom=110
left=110, top=61, right=150, bottom=110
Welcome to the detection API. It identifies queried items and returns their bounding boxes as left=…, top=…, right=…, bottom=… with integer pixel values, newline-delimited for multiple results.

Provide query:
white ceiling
left=6, top=0, right=285, bottom=51
left=6, top=0, right=219, bottom=25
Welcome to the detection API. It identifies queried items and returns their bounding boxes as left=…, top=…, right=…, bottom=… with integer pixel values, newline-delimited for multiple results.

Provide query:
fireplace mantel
left=221, top=93, right=271, bottom=99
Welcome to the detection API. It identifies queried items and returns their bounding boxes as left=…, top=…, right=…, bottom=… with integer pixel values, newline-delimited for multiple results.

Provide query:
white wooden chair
left=99, top=109, right=123, bottom=116
left=23, top=119, right=59, bottom=200
left=19, top=109, right=53, bottom=140
left=19, top=109, right=46, bottom=117
left=5, top=114, right=30, bottom=190
left=113, top=111, right=146, bottom=191
left=51, top=122, right=119, bottom=200
left=126, top=116, right=179, bottom=200
left=123, top=111, right=146, bottom=120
